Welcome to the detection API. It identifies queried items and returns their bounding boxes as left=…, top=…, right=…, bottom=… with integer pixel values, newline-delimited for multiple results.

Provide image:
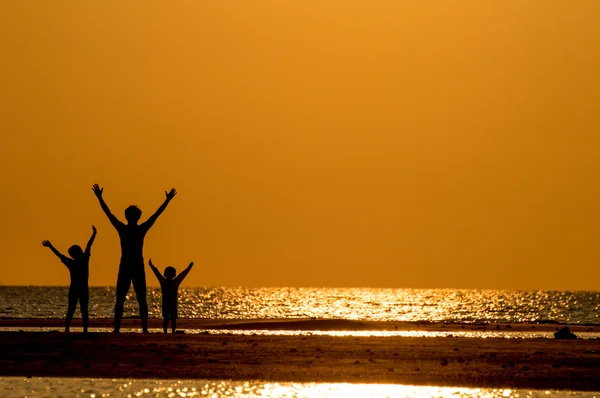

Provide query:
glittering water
left=1, top=378, right=598, bottom=398
left=1, top=287, right=599, bottom=324
left=10, top=326, right=600, bottom=339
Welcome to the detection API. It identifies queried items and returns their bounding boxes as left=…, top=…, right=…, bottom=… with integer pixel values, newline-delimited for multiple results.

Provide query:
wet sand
left=1, top=319, right=600, bottom=391
left=2, top=317, right=600, bottom=334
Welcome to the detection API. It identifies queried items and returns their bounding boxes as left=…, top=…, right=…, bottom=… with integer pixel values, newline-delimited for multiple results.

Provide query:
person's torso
left=161, top=280, right=178, bottom=308
left=64, top=256, right=89, bottom=286
left=117, top=224, right=147, bottom=262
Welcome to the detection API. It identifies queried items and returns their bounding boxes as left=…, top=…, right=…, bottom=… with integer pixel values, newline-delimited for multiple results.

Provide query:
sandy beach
left=1, top=319, right=600, bottom=391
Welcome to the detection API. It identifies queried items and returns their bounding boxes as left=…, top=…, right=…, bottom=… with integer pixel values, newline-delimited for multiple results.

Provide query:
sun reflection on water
left=4, top=326, right=600, bottom=339
left=3, top=378, right=599, bottom=398
left=3, top=287, right=600, bottom=325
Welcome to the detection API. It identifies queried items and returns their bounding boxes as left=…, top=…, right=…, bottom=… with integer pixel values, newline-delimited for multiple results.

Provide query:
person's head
left=163, top=266, right=177, bottom=280
left=68, top=245, right=84, bottom=259
left=125, top=205, right=142, bottom=224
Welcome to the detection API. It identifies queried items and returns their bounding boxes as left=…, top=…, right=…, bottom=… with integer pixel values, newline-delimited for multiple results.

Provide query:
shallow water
left=3, top=326, right=600, bottom=339
left=2, top=377, right=599, bottom=398
left=2, top=287, right=600, bottom=324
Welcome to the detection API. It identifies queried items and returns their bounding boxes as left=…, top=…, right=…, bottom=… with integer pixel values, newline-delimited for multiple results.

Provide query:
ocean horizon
left=2, top=286, right=599, bottom=325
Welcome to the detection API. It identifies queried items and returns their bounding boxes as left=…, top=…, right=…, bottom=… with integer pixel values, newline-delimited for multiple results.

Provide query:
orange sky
left=1, top=1, right=599, bottom=289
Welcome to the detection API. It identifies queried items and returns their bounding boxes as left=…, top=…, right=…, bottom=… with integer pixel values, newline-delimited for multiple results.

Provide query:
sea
left=1, top=286, right=600, bottom=325
left=2, top=287, right=600, bottom=398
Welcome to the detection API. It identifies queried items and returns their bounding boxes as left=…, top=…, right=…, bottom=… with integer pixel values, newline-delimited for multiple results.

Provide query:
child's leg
left=163, top=316, right=169, bottom=333
left=66, top=288, right=78, bottom=332
left=162, top=306, right=169, bottom=333
left=80, top=288, right=89, bottom=333
left=171, top=307, right=177, bottom=333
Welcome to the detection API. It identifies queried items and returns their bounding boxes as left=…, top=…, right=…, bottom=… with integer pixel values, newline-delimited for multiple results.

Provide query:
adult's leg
left=80, top=287, right=89, bottom=333
left=66, top=287, right=78, bottom=332
left=114, top=273, right=131, bottom=333
left=171, top=314, right=177, bottom=333
left=132, top=272, right=149, bottom=333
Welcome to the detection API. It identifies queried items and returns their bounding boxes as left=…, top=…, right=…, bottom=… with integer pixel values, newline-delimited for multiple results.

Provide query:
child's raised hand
left=149, top=258, right=155, bottom=268
left=92, top=184, right=104, bottom=198
left=189, top=262, right=194, bottom=267
left=92, top=225, right=97, bottom=233
left=165, top=188, right=177, bottom=201
left=41, top=240, right=51, bottom=247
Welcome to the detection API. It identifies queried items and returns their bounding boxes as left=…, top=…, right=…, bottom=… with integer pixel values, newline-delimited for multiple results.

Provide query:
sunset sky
left=1, top=1, right=598, bottom=289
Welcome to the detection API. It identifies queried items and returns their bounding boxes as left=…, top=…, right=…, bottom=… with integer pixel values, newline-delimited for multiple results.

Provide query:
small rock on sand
left=554, top=326, right=577, bottom=340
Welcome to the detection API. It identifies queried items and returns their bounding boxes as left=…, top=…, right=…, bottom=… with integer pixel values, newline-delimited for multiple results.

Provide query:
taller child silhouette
left=92, top=183, right=177, bottom=333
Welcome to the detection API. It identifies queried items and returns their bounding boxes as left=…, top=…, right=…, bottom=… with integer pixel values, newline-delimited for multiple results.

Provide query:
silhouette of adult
left=92, top=183, right=177, bottom=333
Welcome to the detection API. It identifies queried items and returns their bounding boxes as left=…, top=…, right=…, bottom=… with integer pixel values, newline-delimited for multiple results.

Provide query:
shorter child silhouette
left=149, top=259, right=194, bottom=333
left=41, top=226, right=97, bottom=333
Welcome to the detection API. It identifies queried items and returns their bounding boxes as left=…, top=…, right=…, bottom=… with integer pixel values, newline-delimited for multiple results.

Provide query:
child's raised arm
left=41, top=240, right=68, bottom=263
left=85, top=225, right=97, bottom=255
left=174, top=262, right=194, bottom=286
left=149, top=258, right=165, bottom=283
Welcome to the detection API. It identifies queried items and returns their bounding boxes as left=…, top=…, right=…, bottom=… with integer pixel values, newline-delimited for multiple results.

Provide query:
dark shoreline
left=2, top=317, right=600, bottom=334
left=1, top=325, right=600, bottom=391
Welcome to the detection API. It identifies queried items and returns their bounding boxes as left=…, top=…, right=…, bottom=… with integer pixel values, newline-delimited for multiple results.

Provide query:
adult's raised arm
left=92, top=184, right=123, bottom=230
left=142, top=188, right=177, bottom=231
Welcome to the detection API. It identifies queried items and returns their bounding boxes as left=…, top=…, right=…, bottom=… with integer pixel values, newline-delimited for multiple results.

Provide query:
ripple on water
left=2, top=287, right=600, bottom=325
left=3, top=326, right=600, bottom=339
left=1, top=378, right=599, bottom=398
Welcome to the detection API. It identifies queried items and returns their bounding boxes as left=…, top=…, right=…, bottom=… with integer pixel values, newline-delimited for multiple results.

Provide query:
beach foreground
left=1, top=322, right=600, bottom=391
